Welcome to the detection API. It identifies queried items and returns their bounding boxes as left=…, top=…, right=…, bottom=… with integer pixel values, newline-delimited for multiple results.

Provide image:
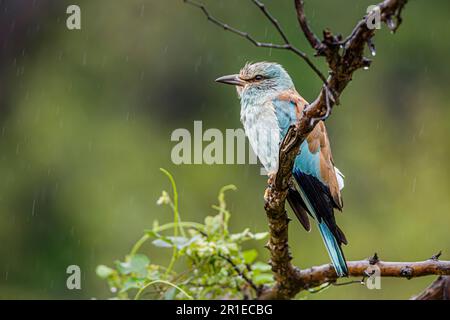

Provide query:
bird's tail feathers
left=318, top=222, right=348, bottom=277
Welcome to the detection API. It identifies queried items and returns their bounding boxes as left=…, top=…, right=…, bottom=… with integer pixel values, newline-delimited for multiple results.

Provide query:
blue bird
left=216, top=62, right=348, bottom=277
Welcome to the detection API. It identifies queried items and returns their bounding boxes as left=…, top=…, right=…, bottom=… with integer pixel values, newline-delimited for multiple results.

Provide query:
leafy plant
left=96, top=169, right=273, bottom=299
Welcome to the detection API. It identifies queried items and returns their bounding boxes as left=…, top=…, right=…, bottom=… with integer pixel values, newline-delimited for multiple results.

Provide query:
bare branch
left=294, top=0, right=323, bottom=51
left=259, top=258, right=450, bottom=299
left=252, top=0, right=290, bottom=44
left=184, top=0, right=284, bottom=49
left=184, top=0, right=329, bottom=85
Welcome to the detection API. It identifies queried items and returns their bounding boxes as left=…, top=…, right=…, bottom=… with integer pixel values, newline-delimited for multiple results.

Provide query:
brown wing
left=306, top=121, right=343, bottom=210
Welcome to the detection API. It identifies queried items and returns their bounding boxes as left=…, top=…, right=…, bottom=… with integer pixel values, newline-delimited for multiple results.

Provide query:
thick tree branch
left=299, top=258, right=450, bottom=288
left=259, top=257, right=450, bottom=299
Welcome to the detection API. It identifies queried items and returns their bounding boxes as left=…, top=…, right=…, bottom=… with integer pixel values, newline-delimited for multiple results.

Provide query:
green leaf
left=96, top=265, right=114, bottom=279
left=252, top=232, right=268, bottom=240
left=252, top=261, right=272, bottom=272
left=152, top=238, right=173, bottom=248
left=242, top=249, right=258, bottom=264
left=152, top=236, right=192, bottom=249
left=253, top=273, right=274, bottom=285
left=230, top=228, right=250, bottom=242
left=116, top=254, right=150, bottom=277
left=120, top=277, right=146, bottom=293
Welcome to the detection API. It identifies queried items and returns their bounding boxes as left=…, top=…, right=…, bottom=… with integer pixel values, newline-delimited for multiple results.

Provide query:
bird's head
left=215, top=62, right=294, bottom=99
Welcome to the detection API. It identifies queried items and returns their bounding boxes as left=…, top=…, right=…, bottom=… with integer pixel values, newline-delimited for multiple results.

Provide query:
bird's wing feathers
left=273, top=90, right=346, bottom=244
left=306, top=121, right=343, bottom=210
left=273, top=90, right=343, bottom=209
left=287, top=187, right=311, bottom=232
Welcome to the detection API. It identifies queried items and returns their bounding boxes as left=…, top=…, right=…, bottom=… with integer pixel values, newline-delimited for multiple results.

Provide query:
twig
left=218, top=253, right=262, bottom=295
left=294, top=0, right=323, bottom=51
left=252, top=0, right=289, bottom=44
left=431, top=250, right=442, bottom=261
left=184, top=0, right=328, bottom=85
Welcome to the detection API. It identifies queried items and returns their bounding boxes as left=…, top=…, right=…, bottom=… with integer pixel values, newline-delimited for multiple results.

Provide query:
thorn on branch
left=369, top=252, right=379, bottom=265
left=431, top=251, right=442, bottom=261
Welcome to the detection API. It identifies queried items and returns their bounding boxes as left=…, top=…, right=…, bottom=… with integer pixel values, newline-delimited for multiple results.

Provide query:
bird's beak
left=215, top=74, right=246, bottom=86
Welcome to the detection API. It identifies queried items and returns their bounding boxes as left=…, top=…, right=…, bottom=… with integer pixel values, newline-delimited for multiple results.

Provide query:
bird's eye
left=254, top=75, right=264, bottom=81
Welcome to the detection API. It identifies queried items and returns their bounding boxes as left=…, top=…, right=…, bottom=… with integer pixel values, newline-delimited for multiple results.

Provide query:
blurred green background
left=0, top=0, right=449, bottom=299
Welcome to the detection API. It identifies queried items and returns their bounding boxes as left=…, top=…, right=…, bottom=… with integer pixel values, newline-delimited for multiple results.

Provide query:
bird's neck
left=239, top=89, right=279, bottom=127
left=240, top=89, right=276, bottom=111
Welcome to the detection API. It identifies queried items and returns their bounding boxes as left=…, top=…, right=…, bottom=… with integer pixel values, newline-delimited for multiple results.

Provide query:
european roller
left=216, top=62, right=348, bottom=277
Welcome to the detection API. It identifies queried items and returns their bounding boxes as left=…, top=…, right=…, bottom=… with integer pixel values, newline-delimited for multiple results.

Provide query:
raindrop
left=387, top=19, right=396, bottom=31
left=31, top=199, right=36, bottom=216
left=367, top=39, right=376, bottom=57
left=194, top=56, right=203, bottom=73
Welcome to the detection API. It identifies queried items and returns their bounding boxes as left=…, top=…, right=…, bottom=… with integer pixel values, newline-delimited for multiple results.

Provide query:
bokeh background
left=0, top=0, right=449, bottom=299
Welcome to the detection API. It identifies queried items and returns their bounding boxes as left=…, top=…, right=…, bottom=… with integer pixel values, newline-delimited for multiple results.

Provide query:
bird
left=215, top=62, right=348, bottom=277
